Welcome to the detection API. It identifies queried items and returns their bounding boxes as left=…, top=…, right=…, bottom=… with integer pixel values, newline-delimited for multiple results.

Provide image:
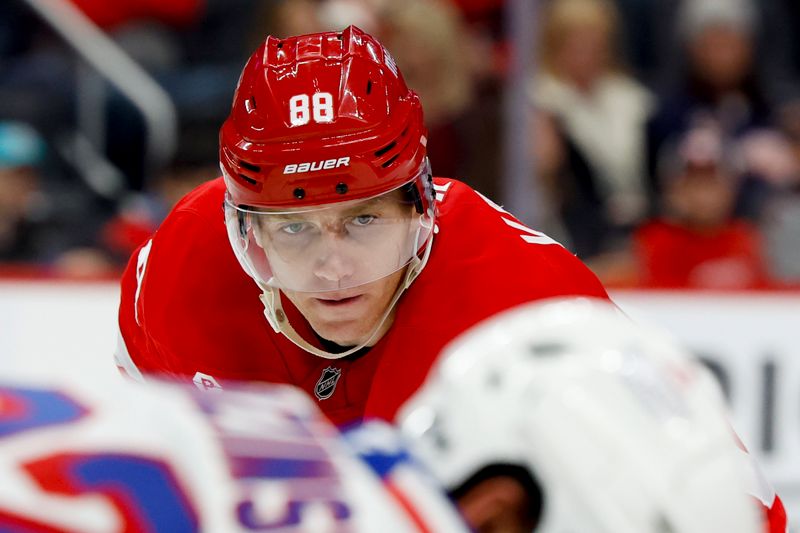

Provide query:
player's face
left=282, top=266, right=406, bottom=346
left=258, top=192, right=414, bottom=290
left=241, top=189, right=429, bottom=294
left=226, top=185, right=433, bottom=345
left=252, top=191, right=418, bottom=345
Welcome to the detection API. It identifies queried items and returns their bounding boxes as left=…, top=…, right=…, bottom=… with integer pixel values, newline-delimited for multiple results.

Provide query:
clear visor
left=225, top=183, right=434, bottom=293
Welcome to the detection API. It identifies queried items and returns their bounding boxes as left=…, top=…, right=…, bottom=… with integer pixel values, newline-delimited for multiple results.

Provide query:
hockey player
left=0, top=374, right=467, bottom=532
left=398, top=297, right=787, bottom=533
left=115, top=26, right=608, bottom=426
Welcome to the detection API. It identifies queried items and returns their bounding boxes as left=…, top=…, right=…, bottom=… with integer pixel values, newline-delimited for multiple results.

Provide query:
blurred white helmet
left=397, top=297, right=763, bottom=533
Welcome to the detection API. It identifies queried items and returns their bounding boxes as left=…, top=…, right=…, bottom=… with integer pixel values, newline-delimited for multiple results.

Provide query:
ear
left=456, top=476, right=533, bottom=533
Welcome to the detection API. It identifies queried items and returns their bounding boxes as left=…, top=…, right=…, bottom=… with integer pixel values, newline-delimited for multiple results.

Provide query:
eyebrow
left=338, top=197, right=389, bottom=217
left=264, top=213, right=310, bottom=224
left=265, top=197, right=395, bottom=220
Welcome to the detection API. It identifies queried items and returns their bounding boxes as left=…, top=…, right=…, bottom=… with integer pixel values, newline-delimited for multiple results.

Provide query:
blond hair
left=380, top=0, right=473, bottom=126
left=539, top=0, right=621, bottom=75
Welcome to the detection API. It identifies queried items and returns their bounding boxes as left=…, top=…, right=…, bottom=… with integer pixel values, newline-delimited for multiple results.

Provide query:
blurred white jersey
left=0, top=376, right=467, bottom=532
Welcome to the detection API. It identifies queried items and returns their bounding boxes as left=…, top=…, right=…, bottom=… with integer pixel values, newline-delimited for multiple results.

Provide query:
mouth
left=314, top=294, right=363, bottom=307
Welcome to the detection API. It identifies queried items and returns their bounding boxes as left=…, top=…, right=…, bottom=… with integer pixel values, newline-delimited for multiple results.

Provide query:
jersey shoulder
left=427, top=177, right=609, bottom=301
left=117, top=177, right=272, bottom=378
left=121, top=177, right=238, bottom=324
left=152, top=177, right=227, bottom=246
left=171, top=176, right=227, bottom=215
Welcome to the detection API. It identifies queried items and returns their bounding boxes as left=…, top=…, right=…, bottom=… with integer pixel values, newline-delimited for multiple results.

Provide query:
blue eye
left=281, top=222, right=307, bottom=234
left=352, top=215, right=375, bottom=226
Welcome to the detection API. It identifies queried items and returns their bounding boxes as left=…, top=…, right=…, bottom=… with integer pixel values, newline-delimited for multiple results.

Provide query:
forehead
left=258, top=189, right=409, bottom=216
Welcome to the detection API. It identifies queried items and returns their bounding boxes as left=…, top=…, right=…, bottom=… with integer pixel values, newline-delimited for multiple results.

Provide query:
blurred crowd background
left=2, top=0, right=800, bottom=290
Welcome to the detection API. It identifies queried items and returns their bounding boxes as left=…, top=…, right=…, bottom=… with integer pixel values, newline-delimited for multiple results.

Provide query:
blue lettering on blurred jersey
left=0, top=386, right=88, bottom=438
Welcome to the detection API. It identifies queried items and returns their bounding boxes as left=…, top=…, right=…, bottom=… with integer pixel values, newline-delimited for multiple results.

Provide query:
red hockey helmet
left=220, top=25, right=430, bottom=209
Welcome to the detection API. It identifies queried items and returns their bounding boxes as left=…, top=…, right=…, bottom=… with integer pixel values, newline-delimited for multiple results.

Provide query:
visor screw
left=275, top=309, right=286, bottom=322
left=335, top=182, right=348, bottom=195
left=293, top=187, right=306, bottom=199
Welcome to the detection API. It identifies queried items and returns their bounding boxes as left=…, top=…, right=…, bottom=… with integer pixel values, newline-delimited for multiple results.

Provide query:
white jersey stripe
left=134, top=239, right=153, bottom=325
left=114, top=328, right=146, bottom=382
left=434, top=182, right=452, bottom=203
left=502, top=217, right=562, bottom=246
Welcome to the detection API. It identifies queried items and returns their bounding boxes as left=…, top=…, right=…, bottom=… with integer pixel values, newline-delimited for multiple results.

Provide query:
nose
left=312, top=235, right=356, bottom=284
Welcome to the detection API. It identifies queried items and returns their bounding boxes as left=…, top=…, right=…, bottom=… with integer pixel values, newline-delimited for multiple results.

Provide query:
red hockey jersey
left=116, top=178, right=609, bottom=426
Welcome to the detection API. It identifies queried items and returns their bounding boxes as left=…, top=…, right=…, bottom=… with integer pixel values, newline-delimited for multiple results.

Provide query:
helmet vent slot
left=238, top=173, right=258, bottom=186
left=239, top=160, right=261, bottom=172
left=366, top=80, right=373, bottom=95
left=375, top=141, right=396, bottom=157
left=381, top=154, right=399, bottom=168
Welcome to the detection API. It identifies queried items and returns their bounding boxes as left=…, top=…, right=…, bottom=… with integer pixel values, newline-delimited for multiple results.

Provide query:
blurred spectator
left=0, top=121, right=119, bottom=278
left=439, top=0, right=506, bottom=202
left=616, top=0, right=800, bottom=100
left=381, top=0, right=473, bottom=132
left=42, top=146, right=218, bottom=278
left=432, top=0, right=503, bottom=83
left=265, top=0, right=377, bottom=39
left=380, top=0, right=479, bottom=187
left=758, top=101, right=800, bottom=286
left=596, top=125, right=773, bottom=289
left=527, top=107, right=607, bottom=255
left=530, top=0, right=654, bottom=259
left=647, top=0, right=778, bottom=210
left=0, top=121, right=48, bottom=262
left=100, top=153, right=218, bottom=265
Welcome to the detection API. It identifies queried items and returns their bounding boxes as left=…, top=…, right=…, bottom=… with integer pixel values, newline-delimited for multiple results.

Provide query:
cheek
left=280, top=290, right=302, bottom=311
left=377, top=269, right=406, bottom=299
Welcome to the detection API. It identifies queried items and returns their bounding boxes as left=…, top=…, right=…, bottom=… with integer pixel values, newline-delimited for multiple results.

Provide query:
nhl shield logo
left=314, top=367, right=342, bottom=401
left=192, top=372, right=223, bottom=392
